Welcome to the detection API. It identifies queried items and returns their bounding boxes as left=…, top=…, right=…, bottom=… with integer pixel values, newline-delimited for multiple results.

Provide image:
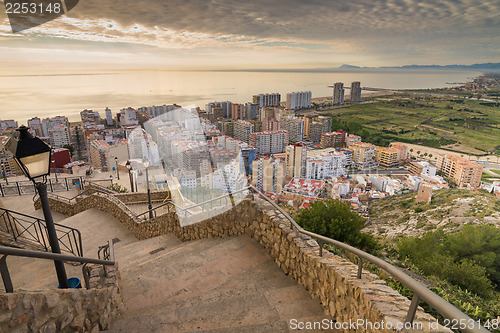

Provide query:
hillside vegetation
left=366, top=189, right=500, bottom=238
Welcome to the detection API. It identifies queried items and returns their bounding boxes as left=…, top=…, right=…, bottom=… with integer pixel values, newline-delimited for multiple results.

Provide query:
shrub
left=296, top=199, right=379, bottom=253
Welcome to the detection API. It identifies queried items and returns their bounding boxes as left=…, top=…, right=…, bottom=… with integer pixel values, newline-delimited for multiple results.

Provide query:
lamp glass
left=18, top=151, right=51, bottom=179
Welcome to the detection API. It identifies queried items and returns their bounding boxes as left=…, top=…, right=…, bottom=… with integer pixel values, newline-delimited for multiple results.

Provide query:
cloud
left=0, top=0, right=499, bottom=67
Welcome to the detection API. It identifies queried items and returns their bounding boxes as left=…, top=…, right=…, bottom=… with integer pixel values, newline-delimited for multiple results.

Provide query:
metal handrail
left=0, top=245, right=113, bottom=265
left=248, top=184, right=489, bottom=333
left=1, top=242, right=115, bottom=293
left=136, top=186, right=251, bottom=219
left=0, top=207, right=83, bottom=257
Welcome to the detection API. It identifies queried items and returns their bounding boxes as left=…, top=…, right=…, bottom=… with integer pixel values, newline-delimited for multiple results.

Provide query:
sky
left=0, top=0, right=500, bottom=73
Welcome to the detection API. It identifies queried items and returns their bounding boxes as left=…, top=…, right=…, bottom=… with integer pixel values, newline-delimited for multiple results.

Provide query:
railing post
left=65, top=178, right=69, bottom=191
left=16, top=182, right=21, bottom=195
left=357, top=257, right=363, bottom=279
left=405, top=294, right=420, bottom=324
left=48, top=179, right=54, bottom=192
left=0, top=255, right=13, bottom=293
left=0, top=183, right=3, bottom=197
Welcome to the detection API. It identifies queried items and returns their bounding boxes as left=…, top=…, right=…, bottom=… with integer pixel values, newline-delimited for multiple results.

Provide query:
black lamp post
left=6, top=126, right=69, bottom=289
left=114, top=157, right=120, bottom=180
left=143, top=160, right=153, bottom=219
left=126, top=160, right=134, bottom=193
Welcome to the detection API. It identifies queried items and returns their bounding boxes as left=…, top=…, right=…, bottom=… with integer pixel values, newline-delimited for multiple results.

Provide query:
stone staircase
left=108, top=234, right=331, bottom=332
left=1, top=195, right=333, bottom=332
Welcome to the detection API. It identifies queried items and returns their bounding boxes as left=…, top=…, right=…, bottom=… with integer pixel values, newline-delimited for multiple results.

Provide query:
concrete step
left=109, top=234, right=334, bottom=333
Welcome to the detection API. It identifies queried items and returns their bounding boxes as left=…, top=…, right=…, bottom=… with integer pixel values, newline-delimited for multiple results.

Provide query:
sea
left=0, top=69, right=483, bottom=124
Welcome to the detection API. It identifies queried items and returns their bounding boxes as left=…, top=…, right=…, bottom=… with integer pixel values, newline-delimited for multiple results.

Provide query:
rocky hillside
left=365, top=189, right=500, bottom=238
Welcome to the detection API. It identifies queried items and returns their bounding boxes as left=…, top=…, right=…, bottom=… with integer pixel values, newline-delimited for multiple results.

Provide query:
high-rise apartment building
left=321, top=132, right=344, bottom=148
left=333, top=82, right=344, bottom=105
left=285, top=143, right=307, bottom=179
left=375, top=147, right=399, bottom=167
left=351, top=142, right=377, bottom=168
left=350, top=81, right=361, bottom=102
left=252, top=157, right=286, bottom=193
left=206, top=101, right=232, bottom=118
left=308, top=116, right=332, bottom=142
left=435, top=154, right=483, bottom=188
left=233, top=120, right=254, bottom=144
left=280, top=116, right=304, bottom=143
left=231, top=104, right=245, bottom=120
left=245, top=103, right=259, bottom=121
left=305, top=151, right=346, bottom=180
left=262, top=117, right=280, bottom=132
left=48, top=125, right=71, bottom=147
left=27, top=117, right=43, bottom=137
left=105, top=107, right=114, bottom=126
left=250, top=130, right=288, bottom=155
left=253, top=93, right=281, bottom=108
left=286, top=91, right=312, bottom=110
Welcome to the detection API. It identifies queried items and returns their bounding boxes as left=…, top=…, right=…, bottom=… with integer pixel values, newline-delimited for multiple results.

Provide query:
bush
left=108, top=183, right=128, bottom=193
left=296, top=199, right=379, bottom=253
left=398, top=225, right=500, bottom=298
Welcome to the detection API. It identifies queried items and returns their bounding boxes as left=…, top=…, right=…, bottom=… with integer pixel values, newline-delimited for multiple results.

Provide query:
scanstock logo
left=3, top=0, right=79, bottom=33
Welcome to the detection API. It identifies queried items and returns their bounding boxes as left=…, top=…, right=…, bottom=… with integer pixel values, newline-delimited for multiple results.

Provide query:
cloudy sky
left=1, top=0, right=499, bottom=72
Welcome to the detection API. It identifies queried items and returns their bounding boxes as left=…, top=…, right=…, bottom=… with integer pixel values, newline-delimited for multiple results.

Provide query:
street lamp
left=114, top=157, right=119, bottom=180
left=51, top=159, right=58, bottom=182
left=143, top=160, right=153, bottom=219
left=6, top=126, right=69, bottom=289
left=126, top=160, right=134, bottom=193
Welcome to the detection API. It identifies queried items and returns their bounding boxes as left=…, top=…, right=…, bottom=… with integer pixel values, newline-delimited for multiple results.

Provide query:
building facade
left=250, top=130, right=288, bottom=155
left=286, top=91, right=312, bottom=110
left=435, top=154, right=483, bottom=188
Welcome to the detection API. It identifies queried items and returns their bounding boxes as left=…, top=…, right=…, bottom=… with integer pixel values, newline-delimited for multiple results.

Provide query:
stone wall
left=39, top=191, right=450, bottom=332
left=113, top=190, right=170, bottom=204
left=0, top=264, right=122, bottom=332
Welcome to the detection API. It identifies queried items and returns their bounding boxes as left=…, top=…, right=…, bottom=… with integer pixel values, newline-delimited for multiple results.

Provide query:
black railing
left=0, top=240, right=114, bottom=292
left=0, top=208, right=83, bottom=257
left=0, top=177, right=85, bottom=197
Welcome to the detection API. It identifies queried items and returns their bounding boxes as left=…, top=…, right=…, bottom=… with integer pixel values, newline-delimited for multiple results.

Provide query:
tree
left=63, top=144, right=74, bottom=157
left=296, top=199, right=378, bottom=253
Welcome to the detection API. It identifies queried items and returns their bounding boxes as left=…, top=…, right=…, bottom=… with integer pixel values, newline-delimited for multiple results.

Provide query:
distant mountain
left=338, top=64, right=361, bottom=69
left=339, top=62, right=500, bottom=70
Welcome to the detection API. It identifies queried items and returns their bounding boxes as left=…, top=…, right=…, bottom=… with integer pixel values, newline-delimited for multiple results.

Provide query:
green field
left=322, top=94, right=500, bottom=154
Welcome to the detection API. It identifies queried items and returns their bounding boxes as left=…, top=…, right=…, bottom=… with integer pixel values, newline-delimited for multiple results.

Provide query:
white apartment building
left=286, top=91, right=312, bottom=110
left=48, top=125, right=71, bottom=147
left=119, top=108, right=139, bottom=126
left=252, top=93, right=281, bottom=108
left=306, top=152, right=346, bottom=180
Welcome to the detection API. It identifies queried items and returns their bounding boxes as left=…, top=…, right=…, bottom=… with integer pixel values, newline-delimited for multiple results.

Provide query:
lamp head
left=6, top=126, right=51, bottom=180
